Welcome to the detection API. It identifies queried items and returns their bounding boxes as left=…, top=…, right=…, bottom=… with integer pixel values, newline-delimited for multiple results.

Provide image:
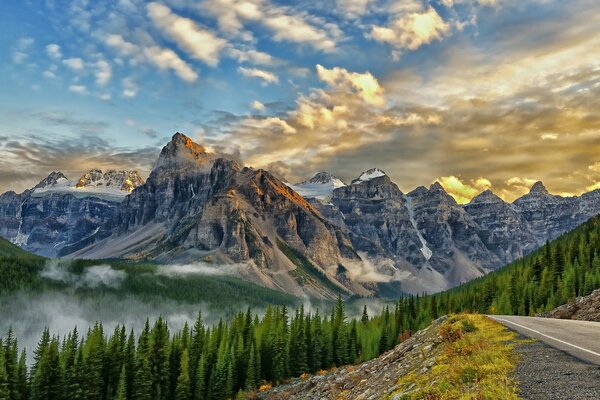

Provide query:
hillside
left=0, top=236, right=41, bottom=258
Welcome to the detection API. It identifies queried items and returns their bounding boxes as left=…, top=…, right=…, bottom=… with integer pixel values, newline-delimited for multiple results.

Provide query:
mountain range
left=1, top=132, right=599, bottom=298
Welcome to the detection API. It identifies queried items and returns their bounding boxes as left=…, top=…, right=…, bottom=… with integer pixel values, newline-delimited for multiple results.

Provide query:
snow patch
left=352, top=168, right=386, bottom=184
left=404, top=195, right=433, bottom=260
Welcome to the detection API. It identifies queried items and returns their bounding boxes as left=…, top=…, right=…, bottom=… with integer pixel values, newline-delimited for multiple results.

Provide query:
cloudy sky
left=1, top=0, right=599, bottom=202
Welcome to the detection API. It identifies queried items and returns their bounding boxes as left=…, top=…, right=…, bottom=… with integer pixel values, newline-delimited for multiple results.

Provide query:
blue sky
left=1, top=0, right=599, bottom=202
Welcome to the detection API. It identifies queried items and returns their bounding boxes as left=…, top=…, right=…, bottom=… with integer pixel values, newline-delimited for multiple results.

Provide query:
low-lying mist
left=0, top=260, right=392, bottom=361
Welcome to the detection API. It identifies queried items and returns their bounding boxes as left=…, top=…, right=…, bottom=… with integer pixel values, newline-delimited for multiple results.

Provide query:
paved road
left=489, top=315, right=600, bottom=365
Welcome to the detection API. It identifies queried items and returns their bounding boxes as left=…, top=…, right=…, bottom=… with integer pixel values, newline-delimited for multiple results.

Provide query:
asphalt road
left=489, top=315, right=600, bottom=365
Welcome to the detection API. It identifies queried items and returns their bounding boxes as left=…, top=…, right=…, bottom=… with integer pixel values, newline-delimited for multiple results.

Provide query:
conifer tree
left=175, top=349, right=191, bottom=400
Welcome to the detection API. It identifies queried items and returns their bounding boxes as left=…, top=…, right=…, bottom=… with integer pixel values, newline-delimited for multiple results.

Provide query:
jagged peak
left=529, top=181, right=549, bottom=194
left=155, top=132, right=214, bottom=169
left=351, top=168, right=387, bottom=184
left=33, top=171, right=68, bottom=190
left=469, top=189, right=504, bottom=205
left=429, top=181, right=446, bottom=192
left=297, top=172, right=346, bottom=186
left=76, top=170, right=144, bottom=192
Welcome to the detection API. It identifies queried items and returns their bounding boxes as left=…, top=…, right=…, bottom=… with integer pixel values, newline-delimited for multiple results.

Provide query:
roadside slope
left=259, top=315, right=519, bottom=400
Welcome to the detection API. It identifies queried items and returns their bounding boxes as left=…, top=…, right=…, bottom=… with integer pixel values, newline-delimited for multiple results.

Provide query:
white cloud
left=264, top=13, right=337, bottom=52
left=12, top=37, right=34, bottom=64
left=201, top=0, right=339, bottom=52
left=370, top=6, right=451, bottom=51
left=105, top=34, right=138, bottom=55
left=94, top=60, right=112, bottom=86
left=147, top=2, right=226, bottom=66
left=122, top=77, right=138, bottom=97
left=227, top=47, right=275, bottom=65
left=68, top=84, right=88, bottom=95
left=336, top=0, right=372, bottom=19
left=63, top=57, right=85, bottom=71
left=45, top=43, right=62, bottom=59
left=238, top=67, right=278, bottom=84
left=43, top=70, right=56, bottom=79
left=106, top=34, right=198, bottom=83
left=143, top=46, right=199, bottom=82
left=316, top=64, right=385, bottom=107
left=251, top=100, right=265, bottom=111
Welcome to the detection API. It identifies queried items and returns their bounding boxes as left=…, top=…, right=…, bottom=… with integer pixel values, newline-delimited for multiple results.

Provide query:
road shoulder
left=514, top=335, right=600, bottom=400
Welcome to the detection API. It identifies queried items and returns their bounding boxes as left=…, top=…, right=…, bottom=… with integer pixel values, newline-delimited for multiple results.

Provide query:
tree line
left=1, top=215, right=600, bottom=399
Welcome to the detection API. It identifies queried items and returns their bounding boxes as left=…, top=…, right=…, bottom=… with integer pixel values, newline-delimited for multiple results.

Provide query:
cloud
left=251, top=100, right=265, bottom=111
left=105, top=34, right=198, bottom=83
left=68, top=84, right=88, bottom=95
left=142, top=46, right=198, bottom=82
left=437, top=176, right=492, bottom=203
left=41, top=261, right=126, bottom=289
left=63, top=57, right=85, bottom=71
left=45, top=43, right=62, bottom=59
left=147, top=2, right=226, bottom=67
left=316, top=64, right=385, bottom=107
left=370, top=6, right=451, bottom=51
left=12, top=37, right=34, bottom=64
left=140, top=127, right=158, bottom=138
left=156, top=262, right=248, bottom=277
left=201, top=0, right=340, bottom=52
left=122, top=77, right=138, bottom=97
left=32, top=111, right=108, bottom=134
left=336, top=0, right=372, bottom=19
left=94, top=60, right=112, bottom=86
left=540, top=133, right=558, bottom=140
left=0, top=129, right=158, bottom=193
left=227, top=47, right=275, bottom=66
left=238, top=67, right=278, bottom=84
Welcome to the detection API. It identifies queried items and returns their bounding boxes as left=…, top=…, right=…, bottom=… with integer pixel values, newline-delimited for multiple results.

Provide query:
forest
left=1, top=214, right=600, bottom=399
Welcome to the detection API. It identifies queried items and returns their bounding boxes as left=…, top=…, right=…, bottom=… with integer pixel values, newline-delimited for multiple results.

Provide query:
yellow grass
left=387, top=314, right=520, bottom=400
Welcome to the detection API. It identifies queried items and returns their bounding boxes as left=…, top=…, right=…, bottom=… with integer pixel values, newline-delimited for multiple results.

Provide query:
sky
left=1, top=0, right=599, bottom=203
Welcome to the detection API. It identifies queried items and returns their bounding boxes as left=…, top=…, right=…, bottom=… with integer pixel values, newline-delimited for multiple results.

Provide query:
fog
left=0, top=260, right=392, bottom=362
left=41, top=261, right=126, bottom=288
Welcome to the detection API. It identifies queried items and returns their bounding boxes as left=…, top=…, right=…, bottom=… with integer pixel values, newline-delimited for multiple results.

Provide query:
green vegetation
left=0, top=298, right=404, bottom=400
left=0, top=237, right=41, bottom=259
left=277, top=239, right=345, bottom=295
left=1, top=214, right=600, bottom=398
left=388, top=314, right=519, bottom=400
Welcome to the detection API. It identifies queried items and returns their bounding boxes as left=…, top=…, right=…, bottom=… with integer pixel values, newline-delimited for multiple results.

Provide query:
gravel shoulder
left=515, top=335, right=600, bottom=400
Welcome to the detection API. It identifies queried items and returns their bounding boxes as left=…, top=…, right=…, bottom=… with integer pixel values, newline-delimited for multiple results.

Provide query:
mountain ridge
left=1, top=132, right=599, bottom=297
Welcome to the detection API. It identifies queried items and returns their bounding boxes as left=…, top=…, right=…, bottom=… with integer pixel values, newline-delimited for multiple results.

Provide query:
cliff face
left=0, top=169, right=144, bottom=257
left=65, top=133, right=367, bottom=299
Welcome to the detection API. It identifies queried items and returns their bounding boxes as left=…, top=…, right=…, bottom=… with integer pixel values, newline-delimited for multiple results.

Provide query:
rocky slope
left=260, top=317, right=446, bottom=400
left=0, top=169, right=144, bottom=257
left=541, top=289, right=600, bottom=321
left=296, top=169, right=600, bottom=293
left=63, top=133, right=368, bottom=299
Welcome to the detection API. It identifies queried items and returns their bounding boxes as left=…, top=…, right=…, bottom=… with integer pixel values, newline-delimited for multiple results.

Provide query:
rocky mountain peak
left=469, top=189, right=504, bottom=205
left=33, top=171, right=68, bottom=190
left=76, top=170, right=144, bottom=192
left=299, top=172, right=345, bottom=186
left=529, top=181, right=549, bottom=195
left=351, top=168, right=387, bottom=185
left=429, top=181, right=446, bottom=192
left=155, top=132, right=213, bottom=169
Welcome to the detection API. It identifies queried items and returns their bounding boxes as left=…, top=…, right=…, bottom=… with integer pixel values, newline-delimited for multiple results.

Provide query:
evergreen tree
left=175, top=349, right=191, bottom=400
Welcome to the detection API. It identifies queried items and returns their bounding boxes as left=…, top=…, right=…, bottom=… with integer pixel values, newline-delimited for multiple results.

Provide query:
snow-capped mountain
left=287, top=172, right=346, bottom=201
left=0, top=170, right=144, bottom=257
left=62, top=133, right=368, bottom=299
left=2, top=132, right=600, bottom=297
left=351, top=168, right=387, bottom=184
left=32, top=169, right=144, bottom=201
